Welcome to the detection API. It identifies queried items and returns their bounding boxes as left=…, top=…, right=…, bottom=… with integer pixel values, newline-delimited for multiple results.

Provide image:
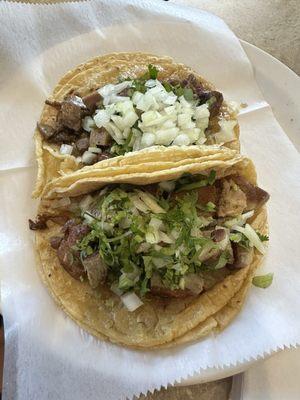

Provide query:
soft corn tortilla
left=33, top=52, right=240, bottom=197
left=36, top=148, right=267, bottom=349
left=42, top=145, right=252, bottom=199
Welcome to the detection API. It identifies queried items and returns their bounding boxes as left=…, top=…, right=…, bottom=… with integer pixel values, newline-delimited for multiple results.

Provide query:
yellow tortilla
left=33, top=52, right=240, bottom=197
left=35, top=148, right=267, bottom=349
left=41, top=145, right=252, bottom=199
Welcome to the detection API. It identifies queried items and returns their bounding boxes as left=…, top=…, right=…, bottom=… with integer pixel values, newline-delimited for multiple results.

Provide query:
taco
left=33, top=52, right=240, bottom=197
left=31, top=147, right=269, bottom=348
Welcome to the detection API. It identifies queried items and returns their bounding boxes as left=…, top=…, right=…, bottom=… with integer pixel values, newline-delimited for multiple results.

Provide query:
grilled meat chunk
left=82, top=91, right=102, bottom=112
left=56, top=221, right=90, bottom=280
left=89, top=127, right=112, bottom=147
left=82, top=252, right=107, bottom=288
left=229, top=244, right=254, bottom=269
left=232, top=176, right=270, bottom=211
left=57, top=95, right=87, bottom=131
left=218, top=179, right=247, bottom=217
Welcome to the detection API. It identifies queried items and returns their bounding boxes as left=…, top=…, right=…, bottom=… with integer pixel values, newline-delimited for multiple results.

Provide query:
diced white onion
left=233, top=224, right=266, bottom=254
left=98, top=81, right=132, bottom=98
left=172, top=133, right=190, bottom=146
left=213, top=120, right=237, bottom=144
left=145, top=79, right=158, bottom=88
left=92, top=78, right=237, bottom=152
left=140, top=133, right=156, bottom=148
left=121, top=292, right=143, bottom=312
left=94, top=109, right=111, bottom=128
left=163, top=93, right=177, bottom=105
left=88, top=147, right=102, bottom=154
left=60, top=144, right=73, bottom=155
left=82, top=151, right=97, bottom=165
left=155, top=127, right=179, bottom=145
left=82, top=116, right=95, bottom=132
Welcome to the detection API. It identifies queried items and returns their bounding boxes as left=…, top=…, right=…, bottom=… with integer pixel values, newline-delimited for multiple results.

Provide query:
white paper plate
left=241, top=41, right=300, bottom=152
left=181, top=40, right=300, bottom=386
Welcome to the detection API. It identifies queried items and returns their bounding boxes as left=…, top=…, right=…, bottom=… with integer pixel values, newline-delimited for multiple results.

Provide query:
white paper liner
left=0, top=1, right=300, bottom=399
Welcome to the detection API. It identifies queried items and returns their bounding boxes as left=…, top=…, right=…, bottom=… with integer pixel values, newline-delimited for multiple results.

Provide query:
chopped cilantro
left=148, top=64, right=159, bottom=79
left=229, top=232, right=250, bottom=249
left=162, top=81, right=173, bottom=92
left=175, top=170, right=216, bottom=192
left=257, top=232, right=269, bottom=242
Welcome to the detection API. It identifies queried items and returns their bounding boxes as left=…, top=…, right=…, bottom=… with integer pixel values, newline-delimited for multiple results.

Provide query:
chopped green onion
left=252, top=273, right=273, bottom=289
left=148, top=64, right=159, bottom=79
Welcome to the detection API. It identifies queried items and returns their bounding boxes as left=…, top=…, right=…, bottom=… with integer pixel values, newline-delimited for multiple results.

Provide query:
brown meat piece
left=37, top=123, right=57, bottom=140
left=65, top=223, right=90, bottom=247
left=82, top=91, right=101, bottom=112
left=29, top=214, right=71, bottom=231
left=57, top=95, right=87, bottom=131
left=57, top=241, right=85, bottom=280
left=56, top=222, right=90, bottom=280
left=61, top=218, right=78, bottom=234
left=179, top=74, right=223, bottom=117
left=184, top=274, right=204, bottom=295
left=206, top=91, right=224, bottom=117
left=233, top=176, right=270, bottom=211
left=197, top=185, right=217, bottom=205
left=90, top=127, right=112, bottom=147
left=140, top=184, right=159, bottom=196
left=211, top=228, right=226, bottom=242
left=75, top=137, right=90, bottom=153
left=218, top=179, right=247, bottom=217
left=28, top=215, right=48, bottom=230
left=49, top=214, right=71, bottom=226
left=82, top=252, right=107, bottom=288
left=50, top=236, right=63, bottom=249
left=49, top=129, right=78, bottom=145
left=228, top=244, right=254, bottom=269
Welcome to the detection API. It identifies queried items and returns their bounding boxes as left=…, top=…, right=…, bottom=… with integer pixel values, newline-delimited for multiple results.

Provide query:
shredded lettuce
left=77, top=174, right=255, bottom=295
left=175, top=170, right=216, bottom=192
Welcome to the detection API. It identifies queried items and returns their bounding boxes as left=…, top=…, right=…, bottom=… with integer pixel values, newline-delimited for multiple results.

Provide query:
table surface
left=1, top=1, right=299, bottom=399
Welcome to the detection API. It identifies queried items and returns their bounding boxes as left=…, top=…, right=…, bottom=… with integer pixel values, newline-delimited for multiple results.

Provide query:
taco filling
left=32, top=172, right=269, bottom=312
left=37, top=65, right=238, bottom=165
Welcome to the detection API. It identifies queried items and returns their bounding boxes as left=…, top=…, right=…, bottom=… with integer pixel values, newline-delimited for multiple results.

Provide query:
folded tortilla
left=35, top=146, right=267, bottom=349
left=33, top=52, right=240, bottom=198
